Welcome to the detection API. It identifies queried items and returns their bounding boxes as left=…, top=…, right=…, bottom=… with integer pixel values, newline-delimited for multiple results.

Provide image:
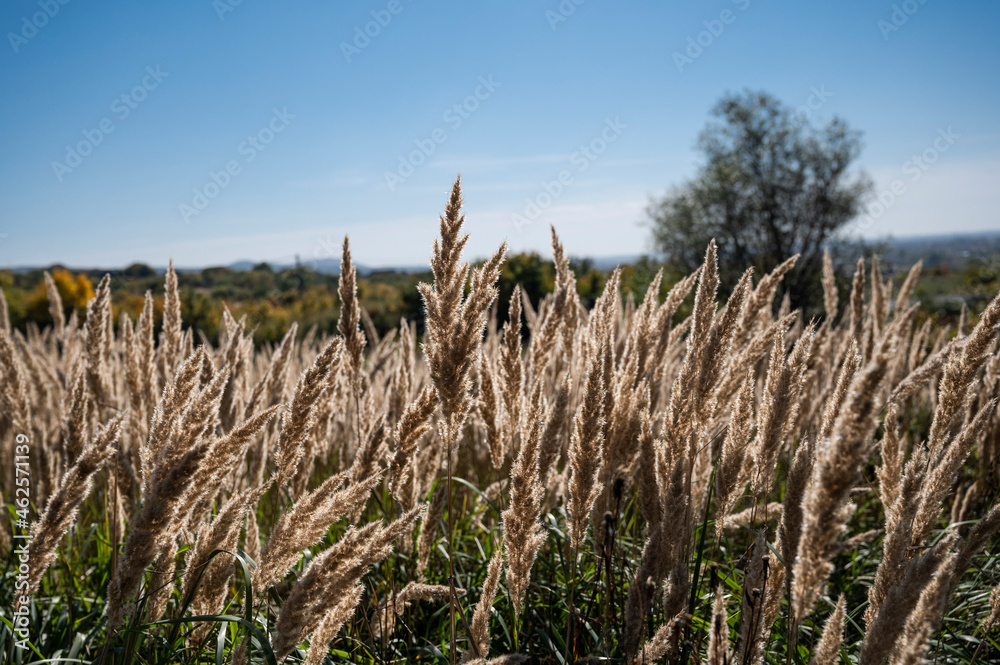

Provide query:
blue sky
left=1, top=0, right=999, bottom=269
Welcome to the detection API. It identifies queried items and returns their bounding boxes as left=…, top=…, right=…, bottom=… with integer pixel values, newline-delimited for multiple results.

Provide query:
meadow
left=1, top=176, right=999, bottom=664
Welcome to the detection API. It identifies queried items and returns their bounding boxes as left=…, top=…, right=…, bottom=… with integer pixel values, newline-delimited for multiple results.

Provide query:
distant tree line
left=0, top=253, right=625, bottom=346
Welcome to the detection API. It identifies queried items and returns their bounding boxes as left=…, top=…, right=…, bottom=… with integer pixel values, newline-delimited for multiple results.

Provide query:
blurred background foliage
left=1, top=253, right=611, bottom=347
left=2, top=246, right=997, bottom=348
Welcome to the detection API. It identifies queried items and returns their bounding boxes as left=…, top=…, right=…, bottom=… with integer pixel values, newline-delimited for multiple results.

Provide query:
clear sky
left=2, top=0, right=999, bottom=269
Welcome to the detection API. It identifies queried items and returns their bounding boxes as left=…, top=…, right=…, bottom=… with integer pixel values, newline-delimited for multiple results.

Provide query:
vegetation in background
left=3, top=240, right=995, bottom=350
left=0, top=253, right=612, bottom=348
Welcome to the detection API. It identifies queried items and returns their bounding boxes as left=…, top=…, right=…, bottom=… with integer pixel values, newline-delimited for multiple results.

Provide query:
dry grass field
left=1, top=177, right=999, bottom=664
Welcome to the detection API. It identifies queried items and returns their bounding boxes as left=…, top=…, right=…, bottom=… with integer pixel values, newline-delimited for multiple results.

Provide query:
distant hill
left=880, top=230, right=1000, bottom=270
left=4, top=258, right=430, bottom=277
left=5, top=231, right=999, bottom=276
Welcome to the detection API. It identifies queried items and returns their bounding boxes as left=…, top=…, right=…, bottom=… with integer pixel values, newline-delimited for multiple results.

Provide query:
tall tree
left=646, top=90, right=873, bottom=314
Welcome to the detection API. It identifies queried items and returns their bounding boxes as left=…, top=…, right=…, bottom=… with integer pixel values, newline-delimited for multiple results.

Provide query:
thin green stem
left=565, top=546, right=577, bottom=664
left=680, top=467, right=717, bottom=665
left=447, top=420, right=457, bottom=665
left=688, top=468, right=717, bottom=614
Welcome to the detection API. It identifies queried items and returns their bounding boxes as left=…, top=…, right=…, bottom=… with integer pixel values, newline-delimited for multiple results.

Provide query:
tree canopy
left=647, top=90, right=873, bottom=315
